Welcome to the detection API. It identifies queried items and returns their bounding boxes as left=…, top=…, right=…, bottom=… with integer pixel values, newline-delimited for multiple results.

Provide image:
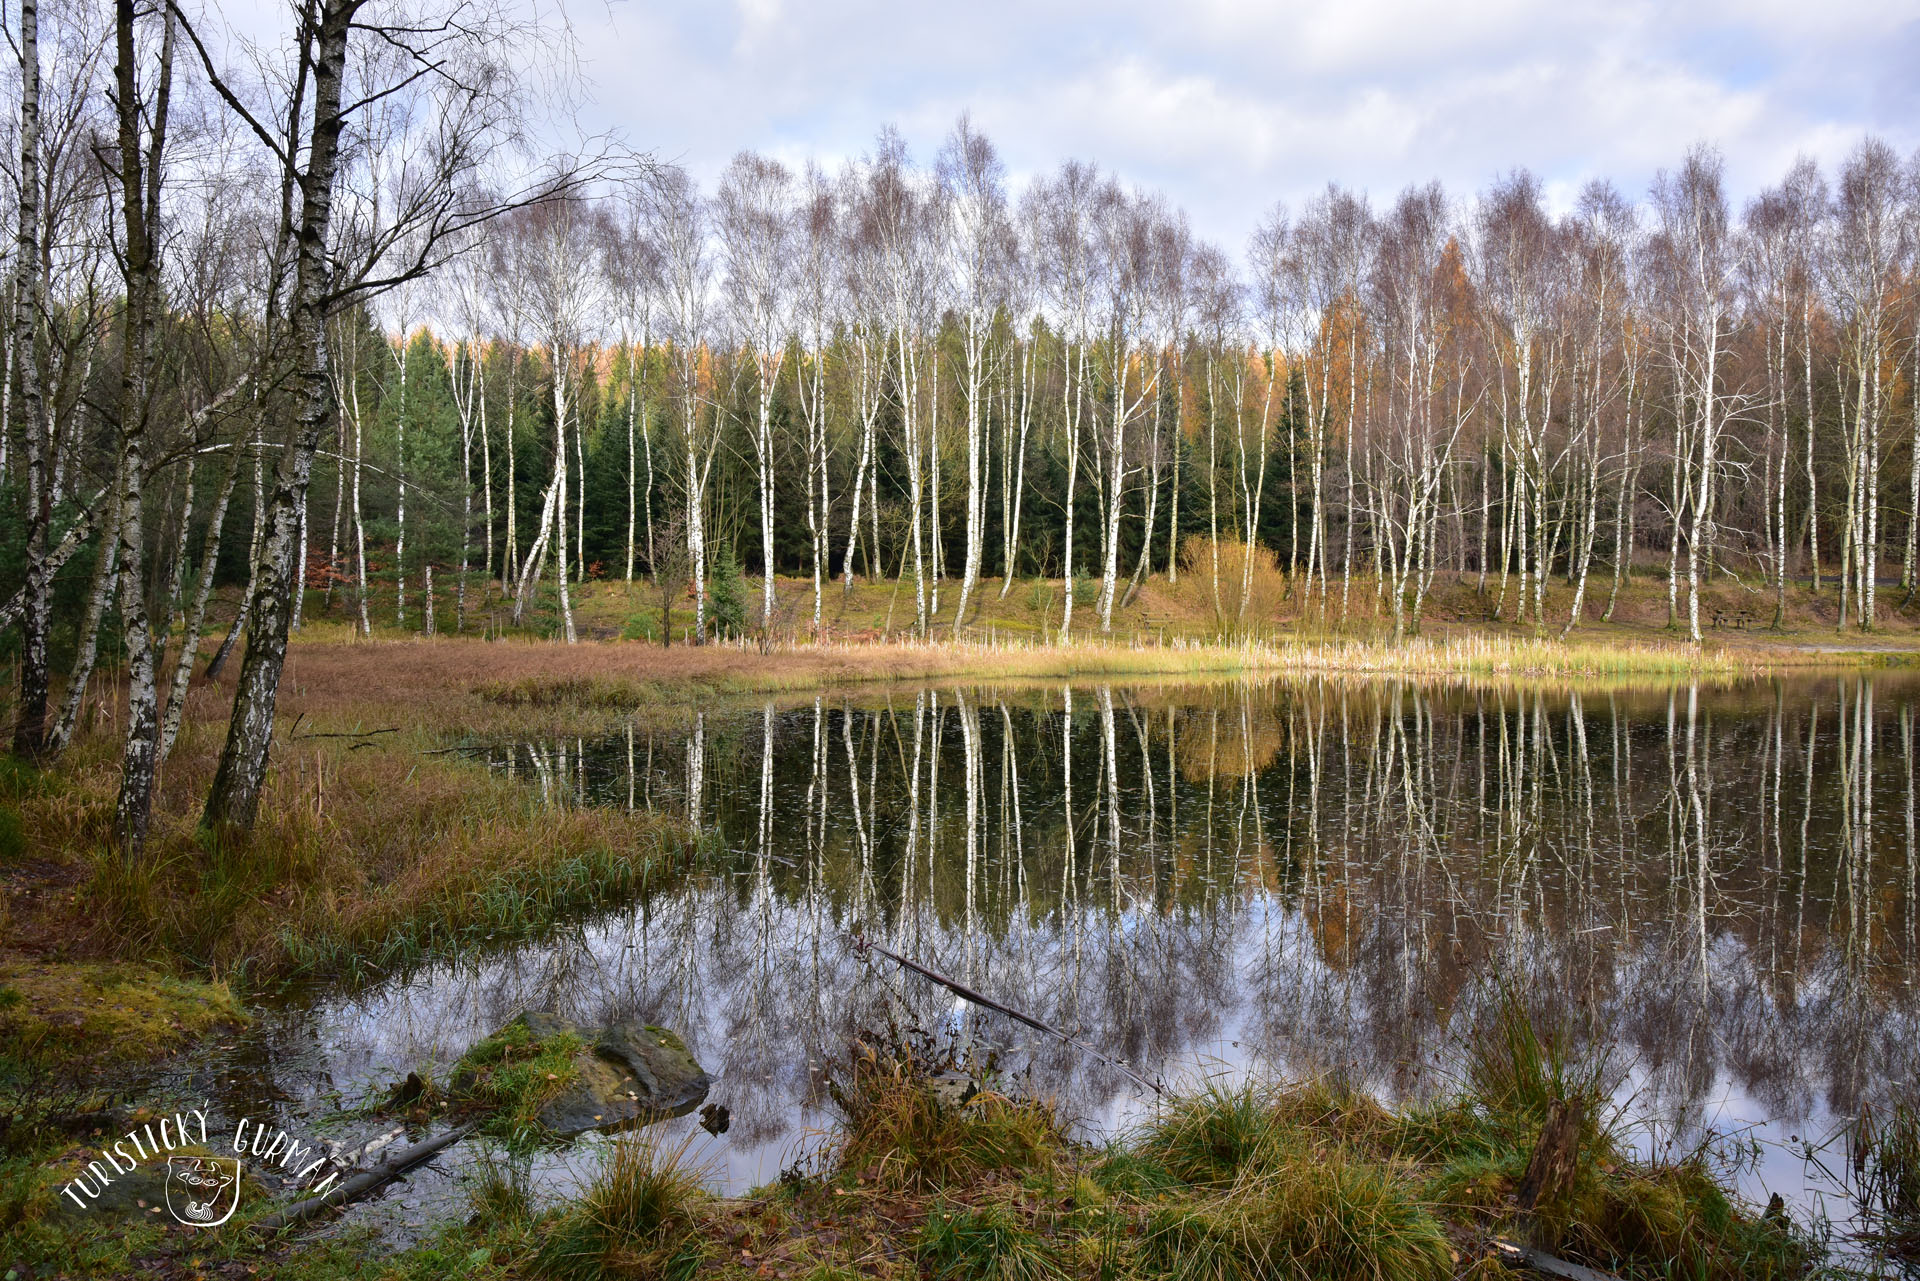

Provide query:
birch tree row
left=288, top=128, right=1920, bottom=649
left=2, top=0, right=582, bottom=844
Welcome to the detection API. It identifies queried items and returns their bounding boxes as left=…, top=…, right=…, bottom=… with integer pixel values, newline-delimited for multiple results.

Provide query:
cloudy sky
left=555, top=0, right=1919, bottom=250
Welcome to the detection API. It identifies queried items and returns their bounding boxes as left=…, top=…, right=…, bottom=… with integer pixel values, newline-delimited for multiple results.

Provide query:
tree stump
left=1516, top=1097, right=1585, bottom=1234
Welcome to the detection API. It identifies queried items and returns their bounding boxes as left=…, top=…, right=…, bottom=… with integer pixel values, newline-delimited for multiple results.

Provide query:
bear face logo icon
left=165, top=1155, right=241, bottom=1226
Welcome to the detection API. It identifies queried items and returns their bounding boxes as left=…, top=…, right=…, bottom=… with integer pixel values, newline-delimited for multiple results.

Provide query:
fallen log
left=250, top=1118, right=480, bottom=1234
left=852, top=932, right=1162, bottom=1096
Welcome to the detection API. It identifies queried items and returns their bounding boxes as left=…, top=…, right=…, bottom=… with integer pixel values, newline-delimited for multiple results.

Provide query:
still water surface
left=212, top=674, right=1919, bottom=1234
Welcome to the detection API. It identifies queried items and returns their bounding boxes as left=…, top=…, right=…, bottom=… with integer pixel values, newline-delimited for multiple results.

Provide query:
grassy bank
left=246, top=624, right=1789, bottom=720
left=7, top=1000, right=1888, bottom=1280
left=2, top=718, right=698, bottom=988
left=348, top=565, right=1920, bottom=656
left=483, top=567, right=1920, bottom=655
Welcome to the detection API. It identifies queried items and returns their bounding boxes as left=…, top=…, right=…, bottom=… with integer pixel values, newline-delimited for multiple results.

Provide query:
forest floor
left=2, top=570, right=1917, bottom=1277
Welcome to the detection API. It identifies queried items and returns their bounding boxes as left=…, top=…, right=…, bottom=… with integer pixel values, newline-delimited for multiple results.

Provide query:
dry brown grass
left=3, top=644, right=697, bottom=983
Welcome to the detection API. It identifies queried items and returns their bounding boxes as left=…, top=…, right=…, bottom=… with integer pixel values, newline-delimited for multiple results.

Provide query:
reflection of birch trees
left=340, top=678, right=1920, bottom=1179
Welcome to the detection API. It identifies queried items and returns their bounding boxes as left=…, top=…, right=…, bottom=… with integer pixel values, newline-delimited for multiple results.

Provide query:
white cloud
left=221, top=0, right=1920, bottom=251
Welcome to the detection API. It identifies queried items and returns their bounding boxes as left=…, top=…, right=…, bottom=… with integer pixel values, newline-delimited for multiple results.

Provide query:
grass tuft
left=534, top=1133, right=705, bottom=1281
left=826, top=1035, right=1068, bottom=1193
left=1144, top=1149, right=1456, bottom=1281
left=1138, top=1082, right=1290, bottom=1187
left=917, top=1200, right=1066, bottom=1281
left=1462, top=985, right=1614, bottom=1155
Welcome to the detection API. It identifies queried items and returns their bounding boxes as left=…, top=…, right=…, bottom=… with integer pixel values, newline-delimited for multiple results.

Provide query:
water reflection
left=264, top=676, right=1918, bottom=1212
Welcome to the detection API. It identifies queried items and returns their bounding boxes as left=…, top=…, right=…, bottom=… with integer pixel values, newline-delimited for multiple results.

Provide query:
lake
left=190, top=673, right=1919, bottom=1238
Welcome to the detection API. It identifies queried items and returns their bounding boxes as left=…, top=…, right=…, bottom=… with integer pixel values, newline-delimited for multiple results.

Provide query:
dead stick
left=250, top=1119, right=480, bottom=1234
left=1490, top=1239, right=1624, bottom=1281
left=291, top=726, right=400, bottom=741
left=852, top=933, right=1162, bottom=1095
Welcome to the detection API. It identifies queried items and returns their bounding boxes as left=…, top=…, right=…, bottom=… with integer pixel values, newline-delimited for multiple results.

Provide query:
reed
left=1848, top=1096, right=1920, bottom=1266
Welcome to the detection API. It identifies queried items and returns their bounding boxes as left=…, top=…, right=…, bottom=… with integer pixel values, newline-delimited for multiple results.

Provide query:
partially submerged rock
left=451, top=1011, right=710, bottom=1139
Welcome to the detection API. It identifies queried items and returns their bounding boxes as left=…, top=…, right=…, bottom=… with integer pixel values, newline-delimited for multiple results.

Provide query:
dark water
left=203, top=674, right=1920, bottom=1237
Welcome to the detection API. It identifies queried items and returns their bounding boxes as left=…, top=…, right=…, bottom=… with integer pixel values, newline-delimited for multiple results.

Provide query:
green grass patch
left=0, top=960, right=247, bottom=1072
left=448, top=1014, right=584, bottom=1144
left=533, top=1134, right=705, bottom=1280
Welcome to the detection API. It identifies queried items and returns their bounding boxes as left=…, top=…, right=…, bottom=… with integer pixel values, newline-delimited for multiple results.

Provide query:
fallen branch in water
left=851, top=932, right=1162, bottom=1096
left=251, top=1118, right=480, bottom=1234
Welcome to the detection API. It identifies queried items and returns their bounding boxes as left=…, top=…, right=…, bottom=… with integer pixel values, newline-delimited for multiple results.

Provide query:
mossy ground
left=0, top=961, right=247, bottom=1073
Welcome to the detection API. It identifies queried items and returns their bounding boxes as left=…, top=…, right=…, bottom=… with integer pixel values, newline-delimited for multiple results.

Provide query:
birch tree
left=650, top=166, right=719, bottom=642
left=935, top=115, right=1010, bottom=636
left=197, top=0, right=578, bottom=832
left=863, top=129, right=938, bottom=636
left=1089, top=184, right=1162, bottom=633
left=790, top=160, right=840, bottom=633
left=1822, top=139, right=1907, bottom=630
left=1475, top=172, right=1563, bottom=635
left=1651, top=147, right=1739, bottom=644
left=602, top=179, right=662, bottom=585
left=716, top=151, right=792, bottom=636
left=9, top=0, right=50, bottom=757
left=1022, top=161, right=1099, bottom=640
left=506, top=193, right=601, bottom=642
